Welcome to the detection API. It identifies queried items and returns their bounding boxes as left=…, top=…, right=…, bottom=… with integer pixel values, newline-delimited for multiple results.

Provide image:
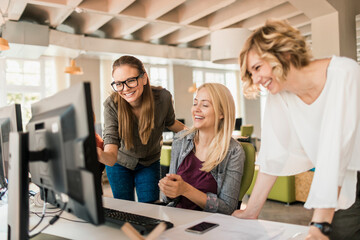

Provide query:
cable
left=0, top=188, right=7, bottom=200
left=29, top=189, right=47, bottom=232
left=29, top=202, right=67, bottom=239
left=31, top=212, right=88, bottom=223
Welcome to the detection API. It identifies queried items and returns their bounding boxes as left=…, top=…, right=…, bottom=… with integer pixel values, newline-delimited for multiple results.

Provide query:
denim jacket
left=161, top=130, right=245, bottom=215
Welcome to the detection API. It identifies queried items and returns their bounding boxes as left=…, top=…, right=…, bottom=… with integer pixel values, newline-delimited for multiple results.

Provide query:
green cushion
left=160, top=146, right=171, bottom=166
left=238, top=142, right=255, bottom=201
left=246, top=169, right=296, bottom=203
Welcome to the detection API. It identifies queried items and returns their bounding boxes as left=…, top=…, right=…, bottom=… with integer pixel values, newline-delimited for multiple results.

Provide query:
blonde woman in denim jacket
left=159, top=83, right=245, bottom=215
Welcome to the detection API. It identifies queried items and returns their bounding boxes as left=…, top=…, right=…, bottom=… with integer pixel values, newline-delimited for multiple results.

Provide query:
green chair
left=246, top=169, right=296, bottom=204
left=241, top=124, right=256, bottom=151
left=240, top=124, right=254, bottom=138
left=160, top=145, right=172, bottom=179
left=237, top=142, right=256, bottom=209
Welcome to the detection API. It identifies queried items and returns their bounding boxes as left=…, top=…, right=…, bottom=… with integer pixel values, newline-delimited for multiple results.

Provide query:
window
left=143, top=64, right=169, bottom=90
left=0, top=58, right=57, bottom=127
left=192, top=69, right=239, bottom=116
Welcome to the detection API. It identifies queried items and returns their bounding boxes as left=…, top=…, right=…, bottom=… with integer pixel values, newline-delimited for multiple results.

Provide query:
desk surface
left=1, top=197, right=309, bottom=240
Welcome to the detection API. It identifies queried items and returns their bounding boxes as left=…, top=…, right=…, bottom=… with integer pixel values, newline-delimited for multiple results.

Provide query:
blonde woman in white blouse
left=232, top=19, right=360, bottom=240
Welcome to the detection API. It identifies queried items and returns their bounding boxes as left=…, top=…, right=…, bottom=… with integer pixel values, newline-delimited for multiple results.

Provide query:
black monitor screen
left=164, top=118, right=185, bottom=132
left=0, top=104, right=22, bottom=189
left=177, top=119, right=185, bottom=124
left=234, top=118, right=242, bottom=131
left=27, top=82, right=104, bottom=225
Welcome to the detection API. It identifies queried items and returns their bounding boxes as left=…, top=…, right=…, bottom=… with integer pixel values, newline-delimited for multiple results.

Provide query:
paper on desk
left=158, top=213, right=285, bottom=240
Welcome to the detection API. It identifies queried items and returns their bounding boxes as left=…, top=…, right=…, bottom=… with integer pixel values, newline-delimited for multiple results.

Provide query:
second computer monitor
left=27, top=82, right=104, bottom=225
left=234, top=118, right=242, bottom=131
left=0, top=104, right=22, bottom=189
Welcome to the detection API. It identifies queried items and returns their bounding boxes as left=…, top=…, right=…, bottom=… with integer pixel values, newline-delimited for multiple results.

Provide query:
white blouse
left=257, top=56, right=360, bottom=210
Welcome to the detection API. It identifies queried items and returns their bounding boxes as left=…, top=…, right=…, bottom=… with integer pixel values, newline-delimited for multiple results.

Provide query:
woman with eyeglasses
left=97, top=55, right=185, bottom=203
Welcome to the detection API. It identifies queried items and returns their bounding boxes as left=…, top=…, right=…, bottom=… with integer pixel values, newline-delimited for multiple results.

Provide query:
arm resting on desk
left=232, top=172, right=277, bottom=219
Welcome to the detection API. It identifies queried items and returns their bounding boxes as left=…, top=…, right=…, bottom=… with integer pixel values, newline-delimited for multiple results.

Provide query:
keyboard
left=103, top=207, right=174, bottom=235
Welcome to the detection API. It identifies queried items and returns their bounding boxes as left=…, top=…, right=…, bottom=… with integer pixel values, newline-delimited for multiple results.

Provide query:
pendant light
left=64, top=59, right=83, bottom=75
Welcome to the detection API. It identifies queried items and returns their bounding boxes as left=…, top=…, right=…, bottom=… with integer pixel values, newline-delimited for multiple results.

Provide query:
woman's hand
left=232, top=208, right=258, bottom=219
left=96, top=144, right=118, bottom=166
left=305, top=226, right=329, bottom=240
left=159, top=174, right=189, bottom=198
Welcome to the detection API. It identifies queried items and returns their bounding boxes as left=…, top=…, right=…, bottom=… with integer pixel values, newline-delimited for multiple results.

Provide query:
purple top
left=176, top=150, right=217, bottom=211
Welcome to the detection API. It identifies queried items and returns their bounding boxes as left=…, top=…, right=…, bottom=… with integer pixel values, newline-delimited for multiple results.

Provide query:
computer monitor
left=163, top=118, right=185, bottom=133
left=0, top=104, right=22, bottom=189
left=234, top=118, right=242, bottom=131
left=27, top=82, right=104, bottom=224
left=177, top=119, right=185, bottom=125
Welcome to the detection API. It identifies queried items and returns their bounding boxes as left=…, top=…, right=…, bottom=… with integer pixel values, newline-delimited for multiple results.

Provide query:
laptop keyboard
left=103, top=207, right=174, bottom=235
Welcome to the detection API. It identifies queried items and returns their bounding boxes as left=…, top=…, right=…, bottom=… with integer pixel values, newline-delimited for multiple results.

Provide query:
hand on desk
left=231, top=208, right=258, bottom=219
left=158, top=174, right=190, bottom=198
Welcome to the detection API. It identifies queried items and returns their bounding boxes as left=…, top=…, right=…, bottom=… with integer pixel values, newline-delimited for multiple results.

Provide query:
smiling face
left=191, top=88, right=217, bottom=131
left=112, top=65, right=147, bottom=107
left=246, top=50, right=283, bottom=95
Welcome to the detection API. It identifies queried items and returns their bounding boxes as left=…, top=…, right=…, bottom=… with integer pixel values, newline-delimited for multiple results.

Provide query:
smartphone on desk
left=185, top=221, right=219, bottom=234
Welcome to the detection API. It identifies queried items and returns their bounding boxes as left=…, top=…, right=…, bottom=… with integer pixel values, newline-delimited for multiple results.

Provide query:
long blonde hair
left=185, top=83, right=235, bottom=172
left=111, top=55, right=154, bottom=150
left=239, top=19, right=312, bottom=99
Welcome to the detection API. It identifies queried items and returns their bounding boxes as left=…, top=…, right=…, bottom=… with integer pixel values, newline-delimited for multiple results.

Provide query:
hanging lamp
left=188, top=83, right=197, bottom=93
left=64, top=59, right=83, bottom=75
left=0, top=37, right=9, bottom=50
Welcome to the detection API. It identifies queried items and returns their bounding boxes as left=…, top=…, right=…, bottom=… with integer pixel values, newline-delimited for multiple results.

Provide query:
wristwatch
left=310, top=222, right=332, bottom=236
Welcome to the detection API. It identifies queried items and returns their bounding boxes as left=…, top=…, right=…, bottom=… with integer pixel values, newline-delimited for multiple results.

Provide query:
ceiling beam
left=287, top=13, right=311, bottom=28
left=234, top=2, right=303, bottom=30
left=188, top=35, right=210, bottom=48
left=140, top=0, right=185, bottom=20
left=79, top=0, right=135, bottom=13
left=162, top=27, right=209, bottom=45
left=177, top=0, right=235, bottom=25
left=121, top=0, right=185, bottom=20
left=134, top=22, right=181, bottom=42
left=6, top=0, right=27, bottom=21
left=288, top=0, right=336, bottom=19
left=204, top=0, right=287, bottom=31
left=101, top=17, right=148, bottom=38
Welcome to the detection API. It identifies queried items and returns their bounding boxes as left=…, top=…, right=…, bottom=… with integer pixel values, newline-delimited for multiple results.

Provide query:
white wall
left=68, top=58, right=101, bottom=123
left=172, top=65, right=194, bottom=127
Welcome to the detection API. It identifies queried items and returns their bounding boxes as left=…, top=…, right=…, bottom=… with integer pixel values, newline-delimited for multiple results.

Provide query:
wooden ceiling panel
left=134, top=22, right=181, bottom=42
left=234, top=2, right=303, bottom=30
left=100, top=17, right=148, bottom=38
left=162, top=27, right=209, bottom=45
left=7, top=0, right=351, bottom=50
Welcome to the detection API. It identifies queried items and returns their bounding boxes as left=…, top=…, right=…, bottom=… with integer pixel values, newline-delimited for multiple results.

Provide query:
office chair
left=241, top=124, right=255, bottom=151
left=240, top=124, right=254, bottom=138
left=160, top=146, right=172, bottom=179
left=237, top=142, right=256, bottom=209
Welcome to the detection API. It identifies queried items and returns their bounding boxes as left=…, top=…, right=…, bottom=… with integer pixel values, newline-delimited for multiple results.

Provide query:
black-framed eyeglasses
left=111, top=74, right=143, bottom=92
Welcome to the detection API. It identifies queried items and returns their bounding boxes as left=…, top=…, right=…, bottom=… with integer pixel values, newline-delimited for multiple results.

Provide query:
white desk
left=1, top=197, right=309, bottom=240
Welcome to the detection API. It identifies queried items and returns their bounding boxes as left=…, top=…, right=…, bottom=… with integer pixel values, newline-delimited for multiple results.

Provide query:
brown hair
left=239, top=19, right=312, bottom=98
left=111, top=55, right=154, bottom=150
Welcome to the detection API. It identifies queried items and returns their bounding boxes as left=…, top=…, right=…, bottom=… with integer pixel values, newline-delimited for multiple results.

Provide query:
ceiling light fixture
left=0, top=4, right=10, bottom=51
left=0, top=37, right=9, bottom=51
left=64, top=59, right=83, bottom=75
left=210, top=28, right=252, bottom=64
